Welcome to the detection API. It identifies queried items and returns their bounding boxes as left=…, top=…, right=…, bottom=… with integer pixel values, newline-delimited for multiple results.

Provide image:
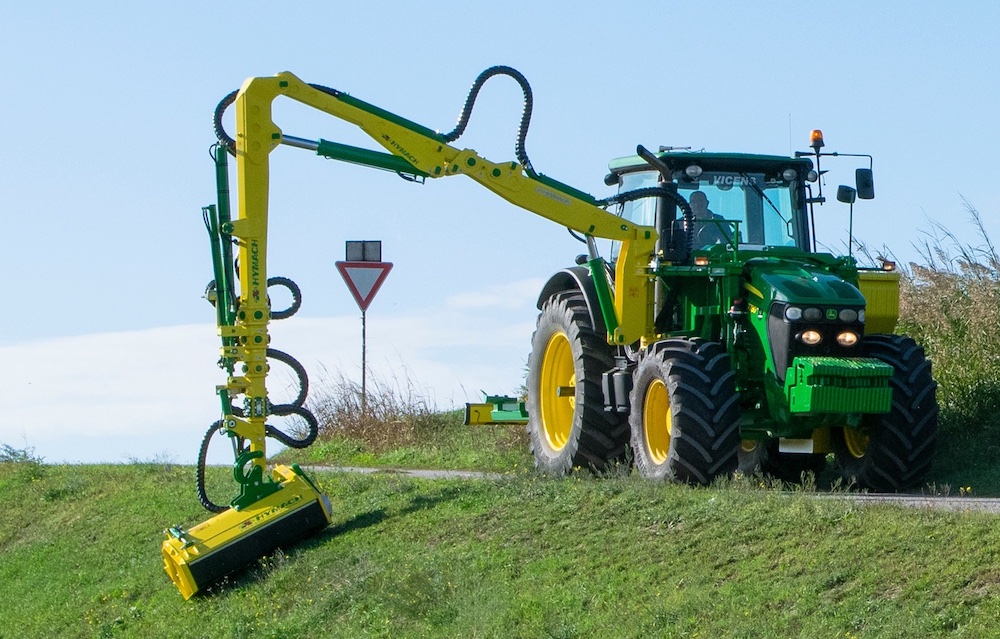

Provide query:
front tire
left=833, top=334, right=939, bottom=491
left=630, top=338, right=740, bottom=484
left=526, top=291, right=627, bottom=474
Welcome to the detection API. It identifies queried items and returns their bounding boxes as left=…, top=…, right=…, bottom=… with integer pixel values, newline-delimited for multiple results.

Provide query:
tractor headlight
left=858, top=309, right=866, bottom=323
left=806, top=170, right=818, bottom=182
left=803, top=307, right=824, bottom=322
left=785, top=306, right=803, bottom=321
left=797, top=330, right=823, bottom=346
left=782, top=168, right=798, bottom=182
left=685, top=164, right=703, bottom=179
left=836, top=331, right=860, bottom=347
left=838, top=308, right=859, bottom=323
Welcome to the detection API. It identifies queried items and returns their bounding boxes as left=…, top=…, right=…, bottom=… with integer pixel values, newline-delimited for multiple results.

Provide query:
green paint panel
left=784, top=357, right=893, bottom=414
left=588, top=257, right=619, bottom=335
left=316, top=139, right=430, bottom=177
left=488, top=395, right=529, bottom=424
left=531, top=172, right=598, bottom=205
left=336, top=93, right=444, bottom=141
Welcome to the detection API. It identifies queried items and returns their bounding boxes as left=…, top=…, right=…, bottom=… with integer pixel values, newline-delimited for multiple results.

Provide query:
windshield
left=616, top=169, right=805, bottom=250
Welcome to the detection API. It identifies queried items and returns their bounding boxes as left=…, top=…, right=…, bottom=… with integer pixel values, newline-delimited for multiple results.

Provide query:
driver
left=689, top=191, right=727, bottom=245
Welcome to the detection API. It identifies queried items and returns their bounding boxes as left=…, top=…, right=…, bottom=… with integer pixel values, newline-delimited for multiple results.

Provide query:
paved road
left=305, top=466, right=1000, bottom=514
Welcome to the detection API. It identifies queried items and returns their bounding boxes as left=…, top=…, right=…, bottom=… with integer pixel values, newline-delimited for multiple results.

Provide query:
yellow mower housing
left=164, top=464, right=331, bottom=600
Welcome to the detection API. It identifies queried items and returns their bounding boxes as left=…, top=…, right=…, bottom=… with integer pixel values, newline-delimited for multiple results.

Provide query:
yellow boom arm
left=233, top=70, right=657, bottom=332
left=224, top=69, right=658, bottom=480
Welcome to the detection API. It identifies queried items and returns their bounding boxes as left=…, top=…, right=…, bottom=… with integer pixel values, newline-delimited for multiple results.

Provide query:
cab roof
left=608, top=150, right=814, bottom=176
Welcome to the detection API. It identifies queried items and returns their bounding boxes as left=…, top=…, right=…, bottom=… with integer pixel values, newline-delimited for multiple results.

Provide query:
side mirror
left=855, top=168, right=875, bottom=200
left=837, top=185, right=857, bottom=204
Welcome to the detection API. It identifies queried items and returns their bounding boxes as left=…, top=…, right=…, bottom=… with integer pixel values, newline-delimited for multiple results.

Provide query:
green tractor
left=522, top=132, right=938, bottom=491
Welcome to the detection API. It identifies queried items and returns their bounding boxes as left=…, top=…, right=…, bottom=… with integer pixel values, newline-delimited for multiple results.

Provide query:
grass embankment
left=1, top=461, right=998, bottom=638
left=276, top=370, right=531, bottom=473
left=3, top=212, right=1000, bottom=637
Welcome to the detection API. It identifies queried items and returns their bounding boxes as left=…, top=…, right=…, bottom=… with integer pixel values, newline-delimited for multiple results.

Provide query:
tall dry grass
left=896, top=200, right=1000, bottom=440
left=308, top=365, right=450, bottom=453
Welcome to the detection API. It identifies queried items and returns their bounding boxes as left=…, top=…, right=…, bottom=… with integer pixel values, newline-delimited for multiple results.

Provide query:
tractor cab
left=605, top=150, right=817, bottom=261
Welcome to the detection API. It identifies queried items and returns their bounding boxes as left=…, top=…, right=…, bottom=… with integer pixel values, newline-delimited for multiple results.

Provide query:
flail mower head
left=163, top=464, right=331, bottom=599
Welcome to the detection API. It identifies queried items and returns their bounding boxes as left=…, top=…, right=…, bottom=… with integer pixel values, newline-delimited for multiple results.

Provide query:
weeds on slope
left=893, top=201, right=1000, bottom=492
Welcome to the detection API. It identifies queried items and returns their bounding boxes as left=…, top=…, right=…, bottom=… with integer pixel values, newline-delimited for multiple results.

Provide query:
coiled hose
left=195, top=403, right=319, bottom=513
left=600, top=186, right=696, bottom=256
left=441, top=65, right=535, bottom=174
left=195, top=323, right=317, bottom=512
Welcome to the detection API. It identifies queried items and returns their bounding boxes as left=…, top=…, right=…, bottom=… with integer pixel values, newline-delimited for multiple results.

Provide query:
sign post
left=336, top=241, right=392, bottom=413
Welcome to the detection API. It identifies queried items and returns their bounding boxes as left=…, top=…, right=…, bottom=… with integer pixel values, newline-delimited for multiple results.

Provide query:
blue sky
left=2, top=2, right=998, bottom=463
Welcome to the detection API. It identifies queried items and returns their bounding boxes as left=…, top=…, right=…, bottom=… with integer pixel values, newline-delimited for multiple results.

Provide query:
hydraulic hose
left=195, top=401, right=319, bottom=513
left=266, top=276, right=302, bottom=320
left=442, top=65, right=535, bottom=175
left=600, top=186, right=695, bottom=255
left=202, top=276, right=302, bottom=321
left=213, top=90, right=238, bottom=155
left=266, top=347, right=309, bottom=408
left=196, top=420, right=229, bottom=513
left=265, top=404, right=319, bottom=449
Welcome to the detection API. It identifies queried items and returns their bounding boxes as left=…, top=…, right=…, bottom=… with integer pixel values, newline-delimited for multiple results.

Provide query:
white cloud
left=0, top=293, right=539, bottom=466
left=444, top=277, right=545, bottom=310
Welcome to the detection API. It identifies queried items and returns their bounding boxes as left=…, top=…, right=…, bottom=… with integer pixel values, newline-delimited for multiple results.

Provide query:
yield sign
left=335, top=261, right=393, bottom=312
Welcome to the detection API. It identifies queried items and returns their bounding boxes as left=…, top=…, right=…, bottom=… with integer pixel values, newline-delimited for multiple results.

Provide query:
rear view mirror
left=837, top=185, right=857, bottom=204
left=856, top=168, right=875, bottom=200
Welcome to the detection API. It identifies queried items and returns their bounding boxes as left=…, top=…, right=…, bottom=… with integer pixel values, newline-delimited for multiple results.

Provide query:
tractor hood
left=741, top=256, right=867, bottom=388
left=744, top=259, right=864, bottom=308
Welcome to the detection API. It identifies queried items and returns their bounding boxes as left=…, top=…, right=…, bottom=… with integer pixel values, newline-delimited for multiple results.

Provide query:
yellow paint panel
left=163, top=465, right=331, bottom=599
left=857, top=271, right=900, bottom=334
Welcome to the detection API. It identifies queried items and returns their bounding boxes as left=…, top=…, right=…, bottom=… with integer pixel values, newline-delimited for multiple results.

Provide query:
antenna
left=788, top=114, right=793, bottom=156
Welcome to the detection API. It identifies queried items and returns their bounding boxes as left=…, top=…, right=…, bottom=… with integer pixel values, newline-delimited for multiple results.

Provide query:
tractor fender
left=536, top=266, right=608, bottom=336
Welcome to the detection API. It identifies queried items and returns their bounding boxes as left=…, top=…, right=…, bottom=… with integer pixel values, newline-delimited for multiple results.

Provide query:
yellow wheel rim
left=844, top=429, right=870, bottom=459
left=539, top=331, right=576, bottom=452
left=643, top=379, right=672, bottom=465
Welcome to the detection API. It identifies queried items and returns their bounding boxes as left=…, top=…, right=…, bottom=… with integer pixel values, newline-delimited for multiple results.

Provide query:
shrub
left=0, top=442, right=46, bottom=481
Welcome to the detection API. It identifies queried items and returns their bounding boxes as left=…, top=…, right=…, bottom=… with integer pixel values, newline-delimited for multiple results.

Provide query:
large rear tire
left=526, top=292, right=628, bottom=474
left=629, top=338, right=741, bottom=484
left=833, top=334, right=939, bottom=491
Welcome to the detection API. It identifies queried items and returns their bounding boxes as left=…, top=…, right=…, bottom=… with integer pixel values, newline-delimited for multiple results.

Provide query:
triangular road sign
left=336, top=261, right=393, bottom=311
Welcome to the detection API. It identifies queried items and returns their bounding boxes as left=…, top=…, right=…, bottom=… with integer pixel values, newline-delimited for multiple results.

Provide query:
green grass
left=1, top=461, right=998, bottom=638
left=280, top=410, right=531, bottom=473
